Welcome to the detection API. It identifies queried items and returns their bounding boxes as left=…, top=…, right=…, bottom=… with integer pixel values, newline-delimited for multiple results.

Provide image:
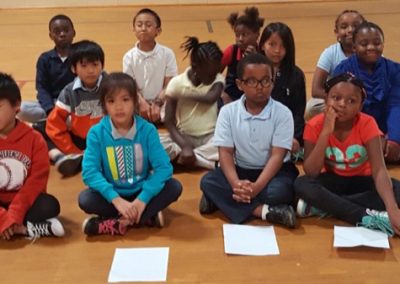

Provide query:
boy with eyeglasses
left=199, top=53, right=298, bottom=228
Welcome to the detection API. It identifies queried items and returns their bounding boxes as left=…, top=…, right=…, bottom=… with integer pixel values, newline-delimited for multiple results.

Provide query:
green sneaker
left=296, top=199, right=327, bottom=218
left=358, top=209, right=394, bottom=237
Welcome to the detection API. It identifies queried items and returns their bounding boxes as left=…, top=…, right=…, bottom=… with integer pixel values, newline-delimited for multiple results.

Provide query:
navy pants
left=78, top=178, right=182, bottom=222
left=294, top=173, right=400, bottom=224
left=200, top=163, right=298, bottom=224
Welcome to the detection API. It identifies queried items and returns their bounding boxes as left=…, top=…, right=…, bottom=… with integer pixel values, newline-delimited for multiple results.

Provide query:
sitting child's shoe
left=358, top=209, right=394, bottom=237
left=199, top=193, right=217, bottom=214
left=26, top=218, right=65, bottom=240
left=266, top=204, right=297, bottom=228
left=296, top=199, right=327, bottom=218
left=55, top=154, right=83, bottom=177
left=143, top=211, right=165, bottom=228
left=82, top=217, right=127, bottom=236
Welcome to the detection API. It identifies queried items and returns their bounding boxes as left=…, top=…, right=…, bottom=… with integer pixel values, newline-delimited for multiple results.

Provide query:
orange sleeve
left=46, top=105, right=83, bottom=154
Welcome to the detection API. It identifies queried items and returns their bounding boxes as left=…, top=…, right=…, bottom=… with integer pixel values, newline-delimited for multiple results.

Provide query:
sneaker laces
left=26, top=221, right=52, bottom=242
left=98, top=219, right=125, bottom=235
left=364, top=209, right=394, bottom=237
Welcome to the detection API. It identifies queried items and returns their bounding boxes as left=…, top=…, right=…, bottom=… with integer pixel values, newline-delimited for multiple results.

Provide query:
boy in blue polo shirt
left=199, top=53, right=298, bottom=228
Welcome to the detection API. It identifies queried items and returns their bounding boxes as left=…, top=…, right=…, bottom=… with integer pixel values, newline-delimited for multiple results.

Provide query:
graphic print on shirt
left=325, top=144, right=367, bottom=170
left=75, top=100, right=103, bottom=119
left=0, top=150, right=30, bottom=191
left=106, top=144, right=143, bottom=184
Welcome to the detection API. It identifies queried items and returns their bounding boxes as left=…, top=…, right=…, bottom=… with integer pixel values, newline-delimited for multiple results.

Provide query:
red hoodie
left=0, top=120, right=50, bottom=232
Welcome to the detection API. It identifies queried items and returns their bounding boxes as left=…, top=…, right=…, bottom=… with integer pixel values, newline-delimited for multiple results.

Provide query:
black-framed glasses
left=241, top=77, right=273, bottom=88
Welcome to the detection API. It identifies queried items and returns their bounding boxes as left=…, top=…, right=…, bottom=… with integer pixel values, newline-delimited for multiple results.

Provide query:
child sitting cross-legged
left=0, top=73, right=64, bottom=241
left=199, top=53, right=299, bottom=228
left=295, top=73, right=400, bottom=237
left=79, top=72, right=182, bottom=236
left=45, top=40, right=105, bottom=177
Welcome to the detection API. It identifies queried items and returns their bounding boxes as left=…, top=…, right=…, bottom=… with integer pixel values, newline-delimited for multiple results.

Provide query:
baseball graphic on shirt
left=0, top=162, right=11, bottom=189
left=0, top=158, right=27, bottom=191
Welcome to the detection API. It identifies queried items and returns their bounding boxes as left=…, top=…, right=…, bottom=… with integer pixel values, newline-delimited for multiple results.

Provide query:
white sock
left=261, top=204, right=269, bottom=220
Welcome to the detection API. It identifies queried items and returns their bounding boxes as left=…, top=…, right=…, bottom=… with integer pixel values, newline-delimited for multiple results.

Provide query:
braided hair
left=181, top=36, right=222, bottom=66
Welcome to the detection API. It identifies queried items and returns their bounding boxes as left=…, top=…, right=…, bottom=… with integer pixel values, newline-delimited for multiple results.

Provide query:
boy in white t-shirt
left=123, top=8, right=178, bottom=123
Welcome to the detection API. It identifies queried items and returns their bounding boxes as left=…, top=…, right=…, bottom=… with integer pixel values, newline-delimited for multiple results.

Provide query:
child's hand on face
left=243, top=45, right=257, bottom=57
left=322, top=105, right=337, bottom=135
left=132, top=199, right=146, bottom=224
left=384, top=140, right=400, bottom=163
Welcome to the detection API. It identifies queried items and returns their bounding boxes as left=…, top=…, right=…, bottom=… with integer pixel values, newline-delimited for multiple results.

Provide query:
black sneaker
left=143, top=211, right=165, bottom=228
left=26, top=218, right=65, bottom=241
left=266, top=205, right=297, bottom=228
left=55, top=154, right=83, bottom=177
left=199, top=194, right=218, bottom=214
left=82, top=217, right=127, bottom=236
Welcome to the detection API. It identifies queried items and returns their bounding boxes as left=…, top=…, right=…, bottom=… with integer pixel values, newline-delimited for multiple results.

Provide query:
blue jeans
left=78, top=178, right=182, bottom=222
left=200, top=163, right=298, bottom=224
left=294, top=173, right=400, bottom=224
left=18, top=101, right=47, bottom=123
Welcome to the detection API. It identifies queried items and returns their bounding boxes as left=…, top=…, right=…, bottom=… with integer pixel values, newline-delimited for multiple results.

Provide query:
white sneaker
left=26, top=218, right=65, bottom=241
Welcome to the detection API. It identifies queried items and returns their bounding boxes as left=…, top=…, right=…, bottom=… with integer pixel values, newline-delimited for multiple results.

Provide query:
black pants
left=294, top=173, right=400, bottom=224
left=33, top=120, right=86, bottom=151
left=78, top=178, right=182, bottom=222
left=1, top=193, right=60, bottom=224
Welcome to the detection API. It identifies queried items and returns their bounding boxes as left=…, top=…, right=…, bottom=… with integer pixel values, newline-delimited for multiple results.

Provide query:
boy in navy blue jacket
left=18, top=14, right=75, bottom=123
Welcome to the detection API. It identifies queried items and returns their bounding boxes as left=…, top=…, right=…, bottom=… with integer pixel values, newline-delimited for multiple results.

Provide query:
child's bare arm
left=163, top=96, right=193, bottom=150
left=183, top=82, right=224, bottom=104
left=367, top=136, right=400, bottom=235
left=303, top=106, right=336, bottom=176
left=219, top=146, right=240, bottom=188
left=311, top=67, right=329, bottom=99
left=250, top=146, right=287, bottom=197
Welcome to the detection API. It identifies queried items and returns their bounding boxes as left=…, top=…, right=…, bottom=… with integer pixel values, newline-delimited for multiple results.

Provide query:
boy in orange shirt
left=45, top=40, right=105, bottom=177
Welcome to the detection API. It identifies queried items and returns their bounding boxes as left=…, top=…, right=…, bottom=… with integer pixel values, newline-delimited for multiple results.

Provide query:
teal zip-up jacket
left=82, top=115, right=172, bottom=204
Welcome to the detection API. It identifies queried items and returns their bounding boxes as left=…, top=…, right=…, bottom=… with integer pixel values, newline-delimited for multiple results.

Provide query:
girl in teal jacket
left=79, top=72, right=182, bottom=236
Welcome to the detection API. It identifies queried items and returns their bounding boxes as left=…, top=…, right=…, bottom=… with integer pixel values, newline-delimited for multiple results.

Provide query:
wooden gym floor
left=1, top=1, right=400, bottom=283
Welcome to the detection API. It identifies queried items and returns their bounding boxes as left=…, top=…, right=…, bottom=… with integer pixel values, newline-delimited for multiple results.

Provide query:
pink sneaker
left=82, top=217, right=127, bottom=236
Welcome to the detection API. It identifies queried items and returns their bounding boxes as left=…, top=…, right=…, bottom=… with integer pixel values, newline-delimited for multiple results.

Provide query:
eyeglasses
left=241, top=77, right=273, bottom=88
